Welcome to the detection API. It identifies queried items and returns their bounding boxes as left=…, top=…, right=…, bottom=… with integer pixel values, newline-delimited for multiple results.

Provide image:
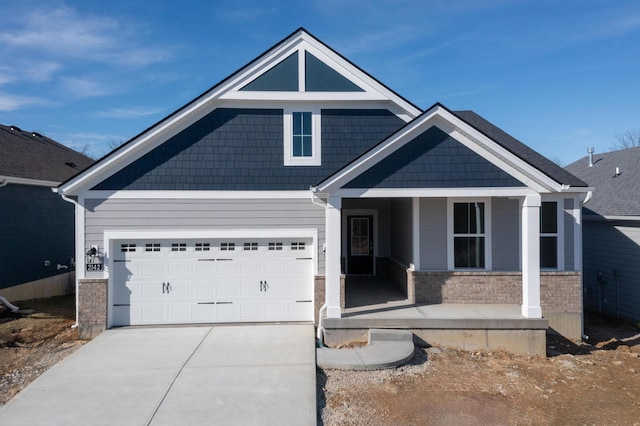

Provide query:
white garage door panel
left=112, top=238, right=314, bottom=326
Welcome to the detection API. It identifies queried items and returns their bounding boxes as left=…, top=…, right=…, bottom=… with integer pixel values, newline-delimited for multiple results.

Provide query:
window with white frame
left=453, top=202, right=486, bottom=268
left=540, top=201, right=558, bottom=269
left=283, top=108, right=321, bottom=166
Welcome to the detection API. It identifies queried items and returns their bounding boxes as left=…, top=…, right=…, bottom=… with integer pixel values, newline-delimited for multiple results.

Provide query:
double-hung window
left=292, top=112, right=312, bottom=157
left=540, top=201, right=558, bottom=269
left=283, top=108, right=321, bottom=166
left=453, top=202, right=486, bottom=268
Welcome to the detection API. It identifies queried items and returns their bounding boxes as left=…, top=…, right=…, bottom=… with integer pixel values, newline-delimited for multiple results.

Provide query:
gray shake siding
left=583, top=220, right=640, bottom=322
left=83, top=198, right=326, bottom=277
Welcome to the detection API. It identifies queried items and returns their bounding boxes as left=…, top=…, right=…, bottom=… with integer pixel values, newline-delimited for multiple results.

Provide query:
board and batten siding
left=583, top=220, right=640, bottom=322
left=83, top=197, right=326, bottom=278
left=419, top=198, right=447, bottom=270
left=492, top=198, right=520, bottom=270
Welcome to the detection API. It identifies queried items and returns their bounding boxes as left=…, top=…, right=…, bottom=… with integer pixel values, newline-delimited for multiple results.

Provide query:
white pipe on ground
left=317, top=303, right=327, bottom=345
left=0, top=295, right=20, bottom=313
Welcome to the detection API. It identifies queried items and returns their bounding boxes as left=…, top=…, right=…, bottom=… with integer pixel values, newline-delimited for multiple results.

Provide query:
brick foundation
left=409, top=270, right=582, bottom=340
left=78, top=278, right=108, bottom=340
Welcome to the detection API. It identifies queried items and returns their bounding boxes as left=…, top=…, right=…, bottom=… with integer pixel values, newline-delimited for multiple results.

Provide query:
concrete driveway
left=0, top=324, right=316, bottom=425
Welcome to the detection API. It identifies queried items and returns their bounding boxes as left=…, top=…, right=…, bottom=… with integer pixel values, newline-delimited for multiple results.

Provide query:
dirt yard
left=0, top=295, right=85, bottom=406
left=318, top=313, right=640, bottom=425
left=2, top=296, right=639, bottom=424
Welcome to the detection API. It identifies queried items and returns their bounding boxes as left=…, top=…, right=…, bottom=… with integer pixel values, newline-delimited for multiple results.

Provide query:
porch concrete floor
left=339, top=277, right=547, bottom=330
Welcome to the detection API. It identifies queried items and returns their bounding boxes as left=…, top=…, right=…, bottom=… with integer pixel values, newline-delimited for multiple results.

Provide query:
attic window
left=283, top=108, right=321, bottom=166
left=65, top=162, right=78, bottom=168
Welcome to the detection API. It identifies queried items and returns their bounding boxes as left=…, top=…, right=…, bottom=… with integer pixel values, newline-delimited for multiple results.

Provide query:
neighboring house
left=0, top=124, right=93, bottom=302
left=57, top=28, right=589, bottom=350
left=566, top=147, right=640, bottom=323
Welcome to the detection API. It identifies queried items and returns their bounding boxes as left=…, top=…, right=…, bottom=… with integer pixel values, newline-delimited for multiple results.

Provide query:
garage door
left=111, top=238, right=314, bottom=326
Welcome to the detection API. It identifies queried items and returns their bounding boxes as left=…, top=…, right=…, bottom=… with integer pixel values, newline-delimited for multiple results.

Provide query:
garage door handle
left=260, top=281, right=269, bottom=292
left=167, top=282, right=172, bottom=293
left=162, top=282, right=166, bottom=294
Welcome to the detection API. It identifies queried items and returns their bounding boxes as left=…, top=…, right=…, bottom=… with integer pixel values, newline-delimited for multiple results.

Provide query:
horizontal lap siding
left=84, top=198, right=326, bottom=275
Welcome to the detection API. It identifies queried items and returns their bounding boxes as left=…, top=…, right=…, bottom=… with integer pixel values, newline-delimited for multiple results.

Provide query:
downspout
left=580, top=190, right=593, bottom=341
left=0, top=178, right=7, bottom=188
left=310, top=187, right=328, bottom=346
left=57, top=189, right=80, bottom=329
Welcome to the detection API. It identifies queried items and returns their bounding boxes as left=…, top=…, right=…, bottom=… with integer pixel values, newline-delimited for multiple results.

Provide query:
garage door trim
left=104, top=229, right=318, bottom=328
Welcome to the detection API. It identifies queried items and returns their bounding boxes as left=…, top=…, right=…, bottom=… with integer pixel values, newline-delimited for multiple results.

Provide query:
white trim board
left=0, top=175, right=60, bottom=187
left=82, top=190, right=313, bottom=200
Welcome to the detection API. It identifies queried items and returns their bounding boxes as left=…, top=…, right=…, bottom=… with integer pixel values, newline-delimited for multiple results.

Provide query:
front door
left=347, top=215, right=374, bottom=275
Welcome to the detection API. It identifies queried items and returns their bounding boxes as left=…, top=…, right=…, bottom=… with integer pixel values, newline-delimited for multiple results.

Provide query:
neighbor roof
left=566, top=147, right=640, bottom=217
left=452, top=110, right=588, bottom=188
left=0, top=124, right=94, bottom=183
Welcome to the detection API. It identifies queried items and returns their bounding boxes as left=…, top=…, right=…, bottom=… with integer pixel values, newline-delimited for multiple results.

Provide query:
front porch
left=325, top=276, right=549, bottom=355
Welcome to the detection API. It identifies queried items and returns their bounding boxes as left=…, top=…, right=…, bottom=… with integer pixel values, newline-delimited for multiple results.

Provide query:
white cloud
left=62, top=77, right=116, bottom=98
left=0, top=92, right=48, bottom=111
left=97, top=107, right=163, bottom=119
left=0, top=6, right=172, bottom=67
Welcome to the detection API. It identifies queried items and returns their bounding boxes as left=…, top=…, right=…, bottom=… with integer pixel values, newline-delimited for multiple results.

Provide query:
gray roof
left=566, top=147, right=640, bottom=217
left=452, top=110, right=588, bottom=188
left=0, top=124, right=94, bottom=183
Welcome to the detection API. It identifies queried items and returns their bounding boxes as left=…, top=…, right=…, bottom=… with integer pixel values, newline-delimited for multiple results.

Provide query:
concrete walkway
left=0, top=324, right=316, bottom=426
left=317, top=329, right=415, bottom=370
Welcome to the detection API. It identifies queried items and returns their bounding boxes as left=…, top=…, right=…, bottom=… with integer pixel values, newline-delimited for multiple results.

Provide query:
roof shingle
left=566, top=147, right=640, bottom=217
left=0, top=124, right=94, bottom=183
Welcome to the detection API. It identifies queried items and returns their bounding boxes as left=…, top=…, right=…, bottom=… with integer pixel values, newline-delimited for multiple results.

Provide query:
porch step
left=317, top=329, right=415, bottom=370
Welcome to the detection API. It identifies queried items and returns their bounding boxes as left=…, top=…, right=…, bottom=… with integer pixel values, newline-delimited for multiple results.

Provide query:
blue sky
left=1, top=0, right=639, bottom=165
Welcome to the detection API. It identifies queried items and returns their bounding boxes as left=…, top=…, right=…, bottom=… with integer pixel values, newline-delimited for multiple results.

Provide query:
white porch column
left=521, top=194, right=542, bottom=318
left=325, top=195, right=342, bottom=318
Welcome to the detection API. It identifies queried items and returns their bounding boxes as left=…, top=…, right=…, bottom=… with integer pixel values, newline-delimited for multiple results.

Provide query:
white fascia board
left=58, top=97, right=222, bottom=196
left=0, top=175, right=60, bottom=187
left=83, top=190, right=313, bottom=200
left=333, top=187, right=538, bottom=199
left=434, top=109, right=566, bottom=193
